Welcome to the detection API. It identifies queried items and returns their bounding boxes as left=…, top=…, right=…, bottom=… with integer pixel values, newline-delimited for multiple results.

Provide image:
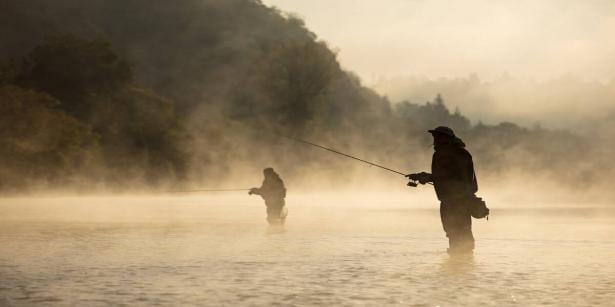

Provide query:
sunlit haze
left=264, top=0, right=615, bottom=83
left=2, top=1, right=615, bottom=305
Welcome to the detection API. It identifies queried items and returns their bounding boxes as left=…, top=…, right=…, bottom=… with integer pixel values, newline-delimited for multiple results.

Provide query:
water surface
left=1, top=196, right=614, bottom=306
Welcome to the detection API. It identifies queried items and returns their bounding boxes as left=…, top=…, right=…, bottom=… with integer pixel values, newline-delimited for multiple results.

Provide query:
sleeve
left=468, top=155, right=478, bottom=194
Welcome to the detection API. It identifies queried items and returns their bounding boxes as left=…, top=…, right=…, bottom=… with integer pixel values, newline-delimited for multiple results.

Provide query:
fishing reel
left=405, top=173, right=419, bottom=187
left=405, top=172, right=431, bottom=187
left=407, top=180, right=418, bottom=187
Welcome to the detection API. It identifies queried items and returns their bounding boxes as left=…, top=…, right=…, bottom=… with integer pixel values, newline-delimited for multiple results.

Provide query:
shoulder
left=457, top=147, right=473, bottom=160
left=435, top=147, right=472, bottom=164
left=433, top=150, right=457, bottom=166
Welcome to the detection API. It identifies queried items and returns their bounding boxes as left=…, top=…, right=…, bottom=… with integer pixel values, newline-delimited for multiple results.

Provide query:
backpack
left=468, top=195, right=490, bottom=219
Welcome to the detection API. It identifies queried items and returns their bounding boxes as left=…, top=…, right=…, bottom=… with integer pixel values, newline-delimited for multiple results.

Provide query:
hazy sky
left=263, top=0, right=615, bottom=83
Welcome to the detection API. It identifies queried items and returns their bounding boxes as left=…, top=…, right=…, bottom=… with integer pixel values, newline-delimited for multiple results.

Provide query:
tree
left=17, top=35, right=132, bottom=119
left=0, top=85, right=98, bottom=190
left=257, top=40, right=340, bottom=133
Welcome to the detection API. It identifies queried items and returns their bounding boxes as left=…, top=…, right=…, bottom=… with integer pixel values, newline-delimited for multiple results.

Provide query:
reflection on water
left=265, top=224, right=287, bottom=235
left=0, top=196, right=614, bottom=306
left=440, top=253, right=475, bottom=275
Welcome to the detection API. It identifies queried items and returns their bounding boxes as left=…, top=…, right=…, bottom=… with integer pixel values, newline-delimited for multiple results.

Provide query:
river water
left=1, top=195, right=614, bottom=306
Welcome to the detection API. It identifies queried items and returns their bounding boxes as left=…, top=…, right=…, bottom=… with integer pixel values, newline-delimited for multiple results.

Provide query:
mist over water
left=1, top=1, right=615, bottom=305
left=1, top=195, right=614, bottom=305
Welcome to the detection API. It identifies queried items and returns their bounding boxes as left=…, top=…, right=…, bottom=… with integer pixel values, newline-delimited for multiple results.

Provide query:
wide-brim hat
left=428, top=126, right=456, bottom=138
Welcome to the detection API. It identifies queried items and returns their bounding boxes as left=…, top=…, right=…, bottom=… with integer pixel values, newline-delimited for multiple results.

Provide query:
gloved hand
left=405, top=173, right=419, bottom=180
left=405, top=173, right=418, bottom=187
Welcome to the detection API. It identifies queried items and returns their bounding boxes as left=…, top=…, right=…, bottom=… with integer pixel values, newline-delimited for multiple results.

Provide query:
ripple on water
left=1, top=202, right=615, bottom=306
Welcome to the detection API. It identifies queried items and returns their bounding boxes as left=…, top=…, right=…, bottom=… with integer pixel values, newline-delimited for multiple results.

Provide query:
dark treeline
left=373, top=74, right=615, bottom=131
left=0, top=0, right=609, bottom=192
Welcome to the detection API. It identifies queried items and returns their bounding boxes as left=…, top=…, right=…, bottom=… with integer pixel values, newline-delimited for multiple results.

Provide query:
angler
left=283, top=131, right=488, bottom=255
left=407, top=126, right=489, bottom=255
left=249, top=167, right=287, bottom=225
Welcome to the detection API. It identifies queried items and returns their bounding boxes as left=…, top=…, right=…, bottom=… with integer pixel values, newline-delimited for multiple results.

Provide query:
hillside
left=0, top=0, right=609, bottom=192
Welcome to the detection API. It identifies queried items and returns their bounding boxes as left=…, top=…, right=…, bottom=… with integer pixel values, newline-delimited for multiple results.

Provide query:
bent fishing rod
left=281, top=135, right=420, bottom=187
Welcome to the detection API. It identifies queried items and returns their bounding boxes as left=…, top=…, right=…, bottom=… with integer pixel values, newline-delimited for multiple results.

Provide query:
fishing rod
left=281, top=135, right=426, bottom=187
left=165, top=188, right=251, bottom=194
left=282, top=135, right=407, bottom=176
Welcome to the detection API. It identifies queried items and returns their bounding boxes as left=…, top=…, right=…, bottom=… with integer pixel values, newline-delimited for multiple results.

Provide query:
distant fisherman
left=407, top=126, right=487, bottom=254
left=249, top=168, right=287, bottom=225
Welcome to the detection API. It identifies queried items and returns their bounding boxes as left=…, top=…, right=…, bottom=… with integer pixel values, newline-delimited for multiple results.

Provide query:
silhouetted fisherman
left=407, top=126, right=479, bottom=254
left=249, top=168, right=287, bottom=225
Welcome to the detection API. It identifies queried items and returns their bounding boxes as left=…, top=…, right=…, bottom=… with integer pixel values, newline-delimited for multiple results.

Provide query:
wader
left=440, top=200, right=474, bottom=253
left=265, top=199, right=287, bottom=225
